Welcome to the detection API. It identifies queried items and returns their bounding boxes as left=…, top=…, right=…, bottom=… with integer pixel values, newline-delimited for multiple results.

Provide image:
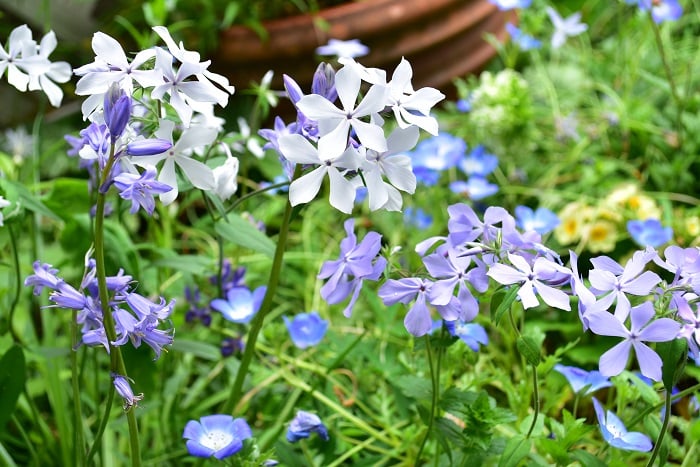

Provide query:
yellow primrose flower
left=583, top=220, right=618, bottom=253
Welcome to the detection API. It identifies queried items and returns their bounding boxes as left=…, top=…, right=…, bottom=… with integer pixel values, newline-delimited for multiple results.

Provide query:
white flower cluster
left=0, top=25, right=72, bottom=107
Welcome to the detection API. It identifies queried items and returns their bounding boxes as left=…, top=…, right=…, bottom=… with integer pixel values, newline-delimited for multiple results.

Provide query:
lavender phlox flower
left=359, top=125, right=418, bottom=211
left=458, top=145, right=498, bottom=177
left=318, top=218, right=386, bottom=317
left=113, top=165, right=173, bottom=215
left=569, top=251, right=606, bottom=331
left=378, top=277, right=460, bottom=337
left=24, top=261, right=62, bottom=295
left=283, top=311, right=329, bottom=349
left=487, top=253, right=572, bottom=311
left=546, top=7, right=588, bottom=49
left=286, top=411, right=329, bottom=442
left=277, top=133, right=361, bottom=213
left=505, top=23, right=541, bottom=50
left=592, top=397, right=653, bottom=452
left=316, top=38, right=369, bottom=59
left=515, top=206, right=560, bottom=235
left=384, top=58, right=445, bottom=135
left=423, top=248, right=488, bottom=321
left=183, top=415, right=252, bottom=459
left=677, top=296, right=700, bottom=357
left=489, top=0, right=532, bottom=10
left=445, top=319, right=489, bottom=351
left=295, top=64, right=387, bottom=159
left=653, top=246, right=700, bottom=289
left=553, top=364, right=612, bottom=395
left=446, top=204, right=519, bottom=250
left=132, top=119, right=217, bottom=205
left=588, top=248, right=661, bottom=321
left=586, top=302, right=681, bottom=381
left=112, top=373, right=144, bottom=411
left=627, top=219, right=673, bottom=248
left=210, top=286, right=266, bottom=324
left=259, top=116, right=298, bottom=153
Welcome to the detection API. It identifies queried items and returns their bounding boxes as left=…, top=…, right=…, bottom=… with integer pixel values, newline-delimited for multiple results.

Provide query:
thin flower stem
left=70, top=309, right=85, bottom=466
left=414, top=335, right=438, bottom=465
left=526, top=364, right=540, bottom=439
left=222, top=168, right=300, bottom=414
left=646, top=390, right=673, bottom=467
left=6, top=223, right=22, bottom=344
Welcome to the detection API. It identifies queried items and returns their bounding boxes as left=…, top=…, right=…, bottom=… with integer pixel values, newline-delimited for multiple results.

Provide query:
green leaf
left=0, top=178, right=60, bottom=221
left=0, top=345, right=26, bottom=429
left=149, top=255, right=214, bottom=276
left=171, top=339, right=221, bottom=361
left=395, top=375, right=433, bottom=400
left=516, top=335, right=541, bottom=366
left=570, top=450, right=608, bottom=467
left=498, top=435, right=531, bottom=467
left=215, top=215, right=275, bottom=257
left=656, top=338, right=687, bottom=391
left=490, top=286, right=519, bottom=324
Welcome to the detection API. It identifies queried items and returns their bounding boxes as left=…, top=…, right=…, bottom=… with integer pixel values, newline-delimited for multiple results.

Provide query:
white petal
left=289, top=166, right=327, bottom=206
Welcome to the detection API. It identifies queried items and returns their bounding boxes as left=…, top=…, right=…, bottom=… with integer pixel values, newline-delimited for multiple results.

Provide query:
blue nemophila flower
left=586, top=302, right=680, bottom=381
left=404, top=207, right=432, bottom=230
left=627, top=219, right=673, bottom=248
left=284, top=311, right=328, bottom=349
left=112, top=373, right=143, bottom=411
left=458, top=145, right=498, bottom=177
left=515, top=206, right=560, bottom=235
left=546, top=7, right=588, bottom=49
left=627, top=0, right=682, bottom=23
left=210, top=286, right=267, bottom=324
left=445, top=320, right=488, bottom=351
left=505, top=23, right=542, bottom=50
left=113, top=165, right=173, bottom=215
left=183, top=415, right=252, bottom=459
left=412, top=133, right=466, bottom=174
left=287, top=411, right=329, bottom=443
left=449, top=177, right=498, bottom=200
left=592, top=398, right=653, bottom=452
left=316, top=38, right=369, bottom=59
left=488, top=0, right=532, bottom=10
left=553, top=364, right=612, bottom=395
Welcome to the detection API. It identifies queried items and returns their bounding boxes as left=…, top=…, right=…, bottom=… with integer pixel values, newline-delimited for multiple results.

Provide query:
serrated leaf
left=395, top=375, right=433, bottom=400
left=215, top=215, right=275, bottom=257
left=498, top=435, right=531, bottom=467
left=490, top=286, right=519, bottom=324
left=0, top=345, right=26, bottom=428
left=517, top=335, right=541, bottom=366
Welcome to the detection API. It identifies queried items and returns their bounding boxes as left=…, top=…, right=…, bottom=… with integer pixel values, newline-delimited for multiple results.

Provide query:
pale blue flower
left=445, top=320, right=488, bottom=351
left=316, top=38, right=369, bottom=58
left=210, top=286, right=267, bottom=324
left=515, top=206, right=560, bottom=235
left=627, top=219, right=673, bottom=248
left=546, top=7, right=588, bottom=48
left=505, top=23, right=541, bottom=50
left=183, top=415, right=252, bottom=459
left=553, top=364, right=612, bottom=395
left=449, top=177, right=498, bottom=200
left=592, top=398, right=653, bottom=452
left=283, top=311, right=329, bottom=349
left=287, top=411, right=329, bottom=442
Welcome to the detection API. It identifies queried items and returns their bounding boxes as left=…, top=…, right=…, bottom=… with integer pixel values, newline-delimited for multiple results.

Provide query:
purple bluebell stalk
left=126, top=138, right=173, bottom=156
left=112, top=373, right=144, bottom=410
left=286, top=411, right=329, bottom=442
left=113, top=166, right=172, bottom=215
left=183, top=415, right=252, bottom=459
left=283, top=311, right=329, bottom=349
left=103, top=84, right=132, bottom=142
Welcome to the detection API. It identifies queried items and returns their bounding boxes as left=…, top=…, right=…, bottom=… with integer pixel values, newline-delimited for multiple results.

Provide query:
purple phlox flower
left=553, top=364, right=612, bottom=395
left=287, top=411, right=329, bottom=442
left=259, top=116, right=299, bottom=153
left=24, top=261, right=62, bottom=295
left=316, top=38, right=369, bottom=59
left=423, top=248, right=488, bottom=322
left=627, top=219, right=673, bottom=248
left=677, top=296, right=700, bottom=358
left=449, top=177, right=499, bottom=201
left=445, top=319, right=489, bottom=351
left=412, top=133, right=466, bottom=173
left=404, top=207, right=433, bottom=230
left=586, top=302, right=681, bottom=381
left=487, top=253, right=572, bottom=311
left=653, top=246, right=700, bottom=288
left=588, top=248, right=661, bottom=321
left=295, top=65, right=387, bottom=159
left=515, top=206, right=560, bottom=235
left=458, top=145, right=498, bottom=177
left=592, top=398, right=653, bottom=451
left=221, top=336, right=245, bottom=357
left=113, top=165, right=173, bottom=215
left=505, top=23, right=542, bottom=50
left=488, top=0, right=532, bottom=10
left=445, top=204, right=520, bottom=250
left=318, top=218, right=386, bottom=317
left=378, top=277, right=460, bottom=337
left=183, top=415, right=252, bottom=459
left=546, top=7, right=588, bottom=49
left=569, top=251, right=607, bottom=331
left=210, top=285, right=266, bottom=324
left=283, top=311, right=329, bottom=349
left=112, top=373, right=144, bottom=411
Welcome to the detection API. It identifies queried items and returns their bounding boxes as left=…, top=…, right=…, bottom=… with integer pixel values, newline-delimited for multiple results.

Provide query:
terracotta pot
left=214, top=0, right=513, bottom=97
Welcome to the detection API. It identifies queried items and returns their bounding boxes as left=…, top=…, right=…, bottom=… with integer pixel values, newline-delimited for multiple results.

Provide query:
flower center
left=199, top=429, right=233, bottom=451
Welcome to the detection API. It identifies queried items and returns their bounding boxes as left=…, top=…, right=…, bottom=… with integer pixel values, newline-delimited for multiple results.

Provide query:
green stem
left=6, top=223, right=22, bottom=344
left=414, top=335, right=439, bottom=465
left=526, top=364, right=539, bottom=439
left=222, top=169, right=299, bottom=414
left=645, top=390, right=672, bottom=467
left=85, top=384, right=115, bottom=465
left=71, top=309, right=85, bottom=466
